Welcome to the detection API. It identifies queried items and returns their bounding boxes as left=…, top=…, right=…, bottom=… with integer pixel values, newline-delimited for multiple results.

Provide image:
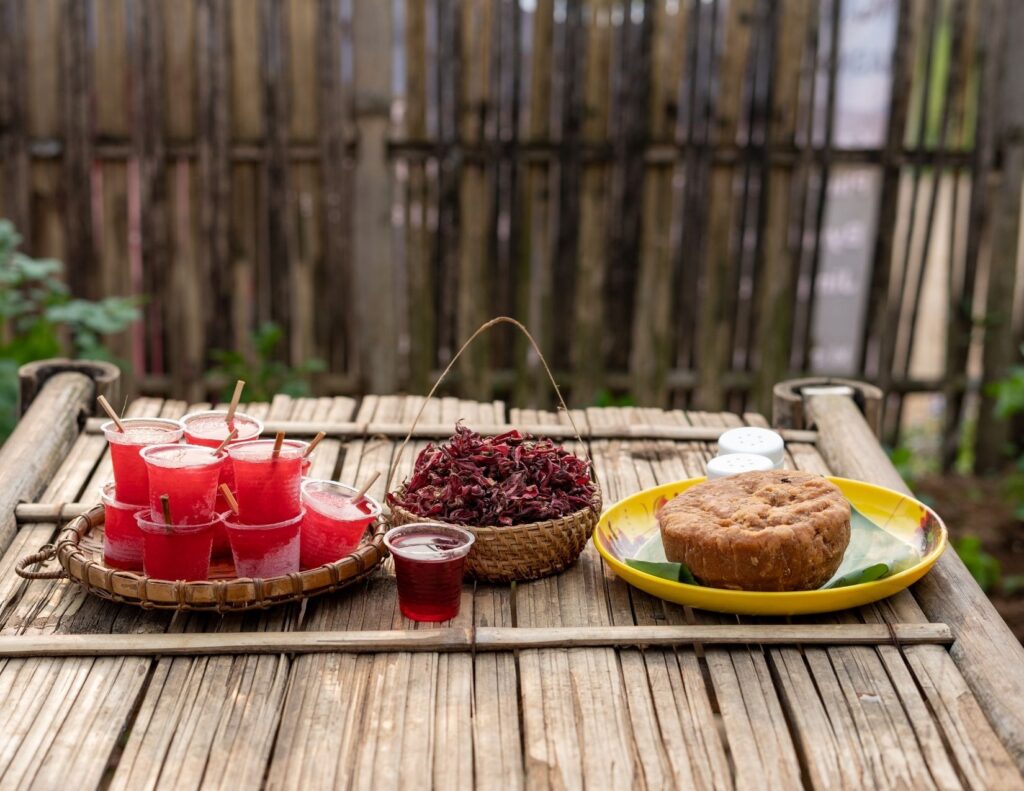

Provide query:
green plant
left=988, top=345, right=1024, bottom=423
left=0, top=219, right=140, bottom=440
left=888, top=445, right=915, bottom=484
left=954, top=536, right=1002, bottom=593
left=987, top=346, right=1024, bottom=522
left=209, top=322, right=325, bottom=402
left=593, top=388, right=636, bottom=408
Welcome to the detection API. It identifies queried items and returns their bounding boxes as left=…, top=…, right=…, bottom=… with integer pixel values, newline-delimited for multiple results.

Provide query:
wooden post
left=18, top=359, right=121, bottom=418
left=0, top=0, right=30, bottom=238
left=1, top=370, right=97, bottom=552
left=805, top=388, right=1024, bottom=770
left=751, top=0, right=812, bottom=413
left=352, top=0, right=397, bottom=393
left=455, top=0, right=495, bottom=401
left=976, top=0, right=1024, bottom=473
left=570, top=0, right=613, bottom=406
left=60, top=0, right=96, bottom=300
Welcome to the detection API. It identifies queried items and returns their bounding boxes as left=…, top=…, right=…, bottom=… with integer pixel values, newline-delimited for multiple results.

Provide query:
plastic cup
left=135, top=509, right=220, bottom=581
left=300, top=480, right=381, bottom=569
left=99, top=481, right=147, bottom=571
left=182, top=410, right=264, bottom=556
left=102, top=418, right=185, bottom=505
left=227, top=439, right=309, bottom=524
left=384, top=523, right=475, bottom=622
left=223, top=510, right=304, bottom=578
left=141, top=444, right=226, bottom=524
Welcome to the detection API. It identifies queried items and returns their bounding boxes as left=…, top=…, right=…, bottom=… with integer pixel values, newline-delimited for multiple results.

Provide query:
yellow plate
left=593, top=476, right=947, bottom=616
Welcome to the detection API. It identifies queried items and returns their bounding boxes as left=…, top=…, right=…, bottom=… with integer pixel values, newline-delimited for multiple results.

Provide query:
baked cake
left=657, top=470, right=851, bottom=591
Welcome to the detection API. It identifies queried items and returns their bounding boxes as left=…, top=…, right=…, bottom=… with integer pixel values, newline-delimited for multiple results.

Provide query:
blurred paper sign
left=810, top=0, right=897, bottom=374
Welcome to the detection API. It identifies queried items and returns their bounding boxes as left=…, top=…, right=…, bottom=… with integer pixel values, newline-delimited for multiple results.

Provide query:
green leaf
left=626, top=558, right=697, bottom=584
left=821, top=505, right=920, bottom=589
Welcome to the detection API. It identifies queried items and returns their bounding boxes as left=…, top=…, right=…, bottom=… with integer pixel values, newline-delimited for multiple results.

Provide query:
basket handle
left=385, top=316, right=590, bottom=493
left=15, top=544, right=67, bottom=580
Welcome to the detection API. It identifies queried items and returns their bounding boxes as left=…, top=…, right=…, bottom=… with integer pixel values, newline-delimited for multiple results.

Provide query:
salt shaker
left=715, top=427, right=785, bottom=470
left=705, top=453, right=775, bottom=480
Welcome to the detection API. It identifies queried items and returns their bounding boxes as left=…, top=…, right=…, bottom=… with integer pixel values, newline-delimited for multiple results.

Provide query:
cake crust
left=657, top=470, right=851, bottom=591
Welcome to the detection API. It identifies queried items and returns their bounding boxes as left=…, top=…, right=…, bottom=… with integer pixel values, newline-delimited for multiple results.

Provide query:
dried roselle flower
left=387, top=422, right=595, bottom=526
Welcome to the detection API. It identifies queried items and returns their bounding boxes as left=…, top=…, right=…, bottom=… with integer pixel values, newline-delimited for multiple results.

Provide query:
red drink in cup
left=141, top=444, right=226, bottom=524
left=384, top=523, right=474, bottom=622
left=300, top=480, right=381, bottom=568
left=182, top=410, right=263, bottom=556
left=102, top=418, right=185, bottom=505
left=182, top=410, right=263, bottom=447
left=227, top=439, right=308, bottom=524
left=100, top=481, right=147, bottom=571
left=223, top=511, right=303, bottom=578
left=135, top=509, right=221, bottom=580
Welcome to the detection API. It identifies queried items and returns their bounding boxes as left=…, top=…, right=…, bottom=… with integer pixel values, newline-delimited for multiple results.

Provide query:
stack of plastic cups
left=181, top=409, right=264, bottom=558
left=136, top=443, right=228, bottom=580
left=100, top=418, right=185, bottom=572
left=222, top=439, right=310, bottom=577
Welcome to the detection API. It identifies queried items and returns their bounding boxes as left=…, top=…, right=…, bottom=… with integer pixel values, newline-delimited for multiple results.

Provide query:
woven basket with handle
left=386, top=317, right=602, bottom=583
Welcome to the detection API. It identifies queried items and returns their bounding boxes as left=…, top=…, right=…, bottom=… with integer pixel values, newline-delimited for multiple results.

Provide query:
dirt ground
left=916, top=475, right=1024, bottom=642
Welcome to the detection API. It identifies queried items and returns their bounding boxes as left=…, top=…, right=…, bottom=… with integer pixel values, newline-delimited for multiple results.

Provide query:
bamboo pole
left=81, top=417, right=818, bottom=444
left=0, top=623, right=952, bottom=658
left=805, top=388, right=1024, bottom=770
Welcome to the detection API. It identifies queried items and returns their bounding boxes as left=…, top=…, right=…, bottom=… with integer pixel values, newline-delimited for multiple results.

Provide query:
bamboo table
left=1, top=366, right=1023, bottom=790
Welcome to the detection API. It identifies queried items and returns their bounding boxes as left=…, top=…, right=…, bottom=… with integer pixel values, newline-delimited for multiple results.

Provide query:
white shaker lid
left=716, top=427, right=785, bottom=467
left=706, top=453, right=775, bottom=480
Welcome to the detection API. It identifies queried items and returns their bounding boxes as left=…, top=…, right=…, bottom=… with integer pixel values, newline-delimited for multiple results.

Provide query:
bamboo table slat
left=1, top=389, right=1022, bottom=790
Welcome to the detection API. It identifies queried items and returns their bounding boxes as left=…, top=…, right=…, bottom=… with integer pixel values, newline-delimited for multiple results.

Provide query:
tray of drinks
left=16, top=389, right=389, bottom=612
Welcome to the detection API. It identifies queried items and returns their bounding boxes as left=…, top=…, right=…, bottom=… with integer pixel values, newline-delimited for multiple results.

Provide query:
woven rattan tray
left=16, top=505, right=387, bottom=612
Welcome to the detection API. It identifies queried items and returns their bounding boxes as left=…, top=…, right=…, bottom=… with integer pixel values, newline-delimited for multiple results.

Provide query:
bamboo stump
left=1, top=364, right=112, bottom=552
left=18, top=358, right=121, bottom=418
left=772, top=376, right=883, bottom=436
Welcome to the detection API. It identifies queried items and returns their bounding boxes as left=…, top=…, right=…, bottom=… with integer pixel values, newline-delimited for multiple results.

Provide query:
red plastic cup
left=100, top=481, right=147, bottom=571
left=223, top=510, right=304, bottom=578
left=300, top=480, right=381, bottom=568
left=102, top=418, right=185, bottom=505
left=227, top=439, right=309, bottom=524
left=141, top=444, right=226, bottom=524
left=135, top=509, right=221, bottom=581
left=182, top=410, right=264, bottom=557
left=384, top=523, right=474, bottom=622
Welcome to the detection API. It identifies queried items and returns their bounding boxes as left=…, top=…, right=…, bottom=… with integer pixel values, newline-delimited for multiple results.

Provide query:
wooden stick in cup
left=160, top=494, right=173, bottom=528
left=213, top=428, right=238, bottom=455
left=303, top=431, right=326, bottom=459
left=272, top=431, right=285, bottom=459
left=352, top=471, right=381, bottom=505
left=97, top=395, right=125, bottom=432
left=225, top=380, right=245, bottom=425
left=219, top=484, right=240, bottom=516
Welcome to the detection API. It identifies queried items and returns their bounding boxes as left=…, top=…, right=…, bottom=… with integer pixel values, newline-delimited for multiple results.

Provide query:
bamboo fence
left=0, top=0, right=1021, bottom=469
